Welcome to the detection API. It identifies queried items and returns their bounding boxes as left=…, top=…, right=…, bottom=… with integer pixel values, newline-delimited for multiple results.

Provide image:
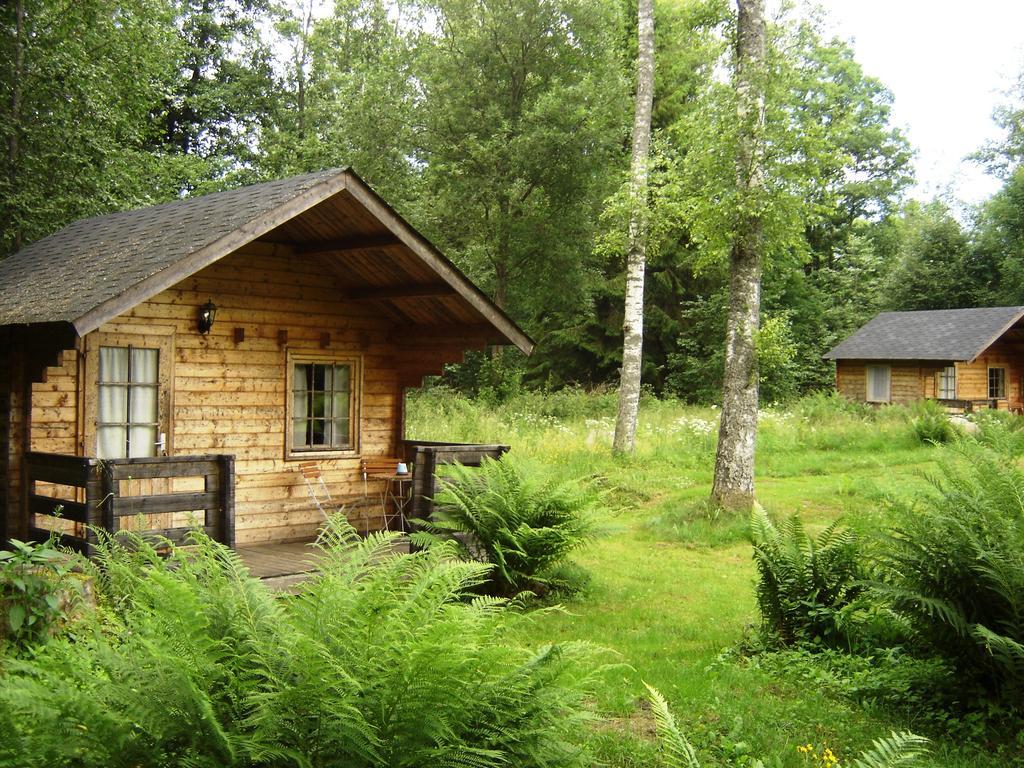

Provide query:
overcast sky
left=809, top=0, right=1024, bottom=208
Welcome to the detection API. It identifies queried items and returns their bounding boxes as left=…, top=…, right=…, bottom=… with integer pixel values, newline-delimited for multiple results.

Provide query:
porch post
left=1, top=331, right=29, bottom=543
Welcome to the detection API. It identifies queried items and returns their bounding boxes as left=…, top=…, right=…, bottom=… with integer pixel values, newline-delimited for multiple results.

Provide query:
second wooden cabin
left=824, top=306, right=1024, bottom=411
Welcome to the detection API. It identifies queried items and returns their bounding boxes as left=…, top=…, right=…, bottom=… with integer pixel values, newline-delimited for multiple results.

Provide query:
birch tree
left=711, top=0, right=766, bottom=510
left=612, top=0, right=655, bottom=455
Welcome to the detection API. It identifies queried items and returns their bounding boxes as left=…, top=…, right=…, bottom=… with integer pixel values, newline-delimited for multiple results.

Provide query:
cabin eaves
left=0, top=168, right=533, bottom=354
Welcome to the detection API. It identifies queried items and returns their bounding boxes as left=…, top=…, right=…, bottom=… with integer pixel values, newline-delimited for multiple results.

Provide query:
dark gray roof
left=823, top=306, right=1024, bottom=362
left=0, top=168, right=343, bottom=331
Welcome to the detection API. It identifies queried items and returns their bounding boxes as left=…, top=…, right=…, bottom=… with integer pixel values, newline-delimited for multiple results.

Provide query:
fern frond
left=644, top=683, right=700, bottom=768
left=849, top=731, right=930, bottom=768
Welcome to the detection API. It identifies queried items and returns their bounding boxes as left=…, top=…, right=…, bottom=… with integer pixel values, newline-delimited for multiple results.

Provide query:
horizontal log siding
left=21, top=242, right=480, bottom=546
left=99, top=245, right=401, bottom=544
left=835, top=361, right=937, bottom=405
left=954, top=337, right=1024, bottom=407
left=30, top=350, right=79, bottom=456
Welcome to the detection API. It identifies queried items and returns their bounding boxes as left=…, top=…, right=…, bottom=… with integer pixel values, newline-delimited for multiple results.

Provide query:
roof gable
left=0, top=169, right=533, bottom=354
left=823, top=306, right=1024, bottom=362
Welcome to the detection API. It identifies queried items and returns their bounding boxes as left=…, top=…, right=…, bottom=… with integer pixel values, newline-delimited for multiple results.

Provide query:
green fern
left=418, top=457, right=599, bottom=597
left=644, top=683, right=700, bottom=768
left=750, top=504, right=863, bottom=648
left=849, top=731, right=930, bottom=768
left=878, top=441, right=1024, bottom=699
left=0, top=519, right=607, bottom=767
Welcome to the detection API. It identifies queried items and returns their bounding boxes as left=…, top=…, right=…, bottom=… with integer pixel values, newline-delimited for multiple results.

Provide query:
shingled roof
left=0, top=168, right=533, bottom=353
left=823, top=306, right=1024, bottom=362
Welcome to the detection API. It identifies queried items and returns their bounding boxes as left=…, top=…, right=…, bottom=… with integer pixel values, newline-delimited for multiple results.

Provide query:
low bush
left=909, top=400, right=958, bottom=444
left=416, top=457, right=598, bottom=597
left=0, top=537, right=82, bottom=651
left=877, top=442, right=1024, bottom=705
left=794, top=391, right=877, bottom=423
left=750, top=505, right=864, bottom=648
left=0, top=521, right=607, bottom=767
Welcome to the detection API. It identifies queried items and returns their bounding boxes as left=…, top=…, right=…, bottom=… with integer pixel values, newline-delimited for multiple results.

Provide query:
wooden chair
left=360, top=456, right=411, bottom=532
left=298, top=461, right=337, bottom=521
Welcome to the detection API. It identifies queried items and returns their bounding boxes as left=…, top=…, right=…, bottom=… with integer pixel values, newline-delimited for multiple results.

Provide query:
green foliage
left=0, top=537, right=80, bottom=650
left=643, top=684, right=929, bottom=768
left=909, top=400, right=958, bottom=445
left=750, top=505, right=863, bottom=648
left=882, top=201, right=976, bottom=312
left=417, top=458, right=598, bottom=598
left=0, top=521, right=607, bottom=767
left=878, top=443, right=1024, bottom=703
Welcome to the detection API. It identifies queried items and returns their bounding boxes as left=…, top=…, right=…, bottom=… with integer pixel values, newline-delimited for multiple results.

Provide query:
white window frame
left=937, top=365, right=956, bottom=400
left=866, top=364, right=891, bottom=403
left=285, top=351, right=362, bottom=459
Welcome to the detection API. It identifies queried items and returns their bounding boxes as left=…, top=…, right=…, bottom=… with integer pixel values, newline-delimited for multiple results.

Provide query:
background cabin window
left=938, top=365, right=956, bottom=399
left=97, top=346, right=160, bottom=459
left=989, top=367, right=1007, bottom=399
left=866, top=365, right=891, bottom=403
left=292, top=362, right=353, bottom=450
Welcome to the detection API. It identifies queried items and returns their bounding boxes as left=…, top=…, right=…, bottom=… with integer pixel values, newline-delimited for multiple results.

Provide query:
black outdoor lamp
left=197, top=300, right=218, bottom=335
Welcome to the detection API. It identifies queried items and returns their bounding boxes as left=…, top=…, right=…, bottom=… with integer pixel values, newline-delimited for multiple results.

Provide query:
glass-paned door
left=97, top=346, right=161, bottom=459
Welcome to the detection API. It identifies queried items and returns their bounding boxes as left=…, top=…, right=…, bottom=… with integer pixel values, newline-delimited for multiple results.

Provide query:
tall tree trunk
left=612, top=0, right=655, bottom=455
left=711, top=0, right=766, bottom=510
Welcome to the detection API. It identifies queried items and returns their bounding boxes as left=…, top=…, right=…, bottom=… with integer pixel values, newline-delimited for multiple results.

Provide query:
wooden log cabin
left=0, top=168, right=533, bottom=555
left=824, top=306, right=1024, bottom=410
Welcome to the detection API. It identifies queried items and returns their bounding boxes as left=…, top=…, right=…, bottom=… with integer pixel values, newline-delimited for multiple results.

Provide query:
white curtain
left=293, top=364, right=310, bottom=446
left=98, top=346, right=159, bottom=459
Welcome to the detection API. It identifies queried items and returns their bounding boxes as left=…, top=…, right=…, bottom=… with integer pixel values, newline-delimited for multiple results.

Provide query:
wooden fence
left=25, top=452, right=235, bottom=555
left=401, top=441, right=509, bottom=521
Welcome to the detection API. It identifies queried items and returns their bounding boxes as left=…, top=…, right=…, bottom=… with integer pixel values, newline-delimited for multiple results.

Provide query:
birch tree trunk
left=711, top=0, right=766, bottom=510
left=612, top=0, right=655, bottom=455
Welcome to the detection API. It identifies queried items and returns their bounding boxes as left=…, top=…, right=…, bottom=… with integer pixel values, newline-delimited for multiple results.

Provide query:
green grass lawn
left=406, top=391, right=1005, bottom=767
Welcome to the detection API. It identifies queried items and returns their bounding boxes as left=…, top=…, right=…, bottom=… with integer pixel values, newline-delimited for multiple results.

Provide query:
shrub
left=750, top=505, right=864, bottom=648
left=0, top=521, right=607, bottom=767
left=877, top=442, right=1024, bottom=703
left=0, top=537, right=82, bottom=650
left=793, top=391, right=875, bottom=423
left=417, top=457, right=598, bottom=597
left=969, top=408, right=1024, bottom=455
left=909, top=400, right=958, bottom=444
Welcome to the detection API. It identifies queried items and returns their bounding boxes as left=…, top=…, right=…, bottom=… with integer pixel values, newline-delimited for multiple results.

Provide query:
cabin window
left=288, top=357, right=359, bottom=454
left=989, top=367, right=1007, bottom=399
left=866, top=365, right=891, bottom=403
left=97, top=346, right=161, bottom=459
left=938, top=366, right=956, bottom=399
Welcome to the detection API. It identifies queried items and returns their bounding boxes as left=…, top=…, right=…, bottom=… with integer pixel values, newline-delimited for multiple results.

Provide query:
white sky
left=810, top=0, right=1024, bottom=208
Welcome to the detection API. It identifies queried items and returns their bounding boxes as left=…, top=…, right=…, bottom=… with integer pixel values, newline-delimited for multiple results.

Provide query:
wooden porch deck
left=238, top=538, right=410, bottom=591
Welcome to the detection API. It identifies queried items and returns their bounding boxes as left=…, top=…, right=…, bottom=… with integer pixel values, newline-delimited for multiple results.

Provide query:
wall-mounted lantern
left=197, top=300, right=218, bottom=335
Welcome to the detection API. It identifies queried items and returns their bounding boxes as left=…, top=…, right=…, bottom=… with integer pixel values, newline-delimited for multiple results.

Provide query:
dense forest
left=2, top=0, right=1023, bottom=402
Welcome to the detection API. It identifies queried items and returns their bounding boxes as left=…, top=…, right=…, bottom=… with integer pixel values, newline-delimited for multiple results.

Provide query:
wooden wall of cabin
left=953, top=337, right=1024, bottom=407
left=835, top=361, right=938, bottom=405
left=19, top=241, right=476, bottom=546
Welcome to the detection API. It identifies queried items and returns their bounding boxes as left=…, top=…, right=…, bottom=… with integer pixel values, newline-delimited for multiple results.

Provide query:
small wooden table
left=367, top=472, right=413, bottom=532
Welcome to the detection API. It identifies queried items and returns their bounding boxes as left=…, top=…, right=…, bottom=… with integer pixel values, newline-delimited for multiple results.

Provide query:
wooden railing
left=25, top=452, right=235, bottom=555
left=401, top=441, right=509, bottom=521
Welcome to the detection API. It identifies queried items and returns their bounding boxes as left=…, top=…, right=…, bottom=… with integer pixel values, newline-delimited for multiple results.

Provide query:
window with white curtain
left=291, top=361, right=354, bottom=451
left=938, top=365, right=956, bottom=399
left=97, top=346, right=160, bottom=459
left=866, top=364, right=891, bottom=403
